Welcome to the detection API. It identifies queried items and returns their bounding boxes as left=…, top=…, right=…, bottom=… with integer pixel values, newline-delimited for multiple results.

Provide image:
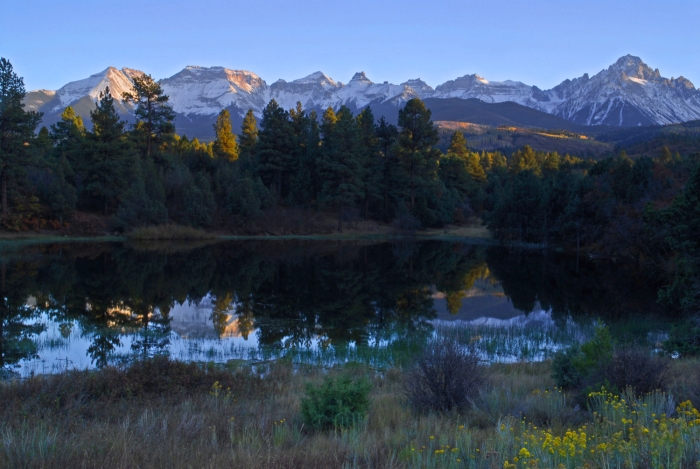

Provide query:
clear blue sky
left=2, top=0, right=699, bottom=92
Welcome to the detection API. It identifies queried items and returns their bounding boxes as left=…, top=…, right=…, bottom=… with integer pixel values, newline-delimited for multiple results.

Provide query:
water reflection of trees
left=484, top=248, right=667, bottom=322
left=0, top=240, right=666, bottom=372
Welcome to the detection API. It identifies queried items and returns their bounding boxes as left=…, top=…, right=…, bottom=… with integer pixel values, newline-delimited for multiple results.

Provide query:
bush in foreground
left=404, top=337, right=486, bottom=413
left=598, top=348, right=674, bottom=396
left=300, top=374, right=371, bottom=430
left=552, top=323, right=613, bottom=390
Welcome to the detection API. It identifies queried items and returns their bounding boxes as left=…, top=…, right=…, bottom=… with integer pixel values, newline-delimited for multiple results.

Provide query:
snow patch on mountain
left=159, top=66, right=268, bottom=115
left=432, top=74, right=560, bottom=113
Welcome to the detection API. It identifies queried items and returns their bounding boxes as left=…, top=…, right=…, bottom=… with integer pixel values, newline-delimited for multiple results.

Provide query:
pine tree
left=510, top=145, right=540, bottom=175
left=239, top=109, right=258, bottom=174
left=439, top=153, right=471, bottom=196
left=289, top=103, right=321, bottom=206
left=376, top=116, right=399, bottom=220
left=50, top=106, right=86, bottom=181
left=182, top=172, right=216, bottom=227
left=396, top=98, right=440, bottom=214
left=0, top=58, right=42, bottom=220
left=34, top=127, right=53, bottom=157
left=113, top=159, right=168, bottom=230
left=447, top=131, right=469, bottom=159
left=51, top=106, right=85, bottom=144
left=85, top=87, right=134, bottom=214
left=441, top=130, right=478, bottom=198
left=212, top=109, right=238, bottom=161
left=122, top=74, right=175, bottom=158
left=256, top=100, right=294, bottom=199
left=356, top=107, right=383, bottom=219
left=319, top=106, right=364, bottom=232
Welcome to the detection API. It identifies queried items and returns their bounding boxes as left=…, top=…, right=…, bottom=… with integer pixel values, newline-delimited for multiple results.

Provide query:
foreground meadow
left=1, top=354, right=699, bottom=469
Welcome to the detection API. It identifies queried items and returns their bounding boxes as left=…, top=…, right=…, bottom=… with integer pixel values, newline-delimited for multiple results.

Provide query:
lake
left=0, top=239, right=674, bottom=377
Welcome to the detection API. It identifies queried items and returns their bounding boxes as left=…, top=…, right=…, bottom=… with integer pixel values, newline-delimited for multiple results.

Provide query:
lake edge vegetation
left=2, top=335, right=700, bottom=468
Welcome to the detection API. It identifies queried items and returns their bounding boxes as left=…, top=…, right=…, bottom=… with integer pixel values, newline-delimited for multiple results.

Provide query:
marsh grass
left=2, top=357, right=700, bottom=468
left=127, top=224, right=216, bottom=240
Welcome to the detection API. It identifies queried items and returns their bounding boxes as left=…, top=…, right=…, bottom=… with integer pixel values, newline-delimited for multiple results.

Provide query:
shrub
left=598, top=348, right=674, bottom=396
left=552, top=324, right=613, bottom=389
left=664, top=316, right=700, bottom=357
left=551, top=344, right=584, bottom=389
left=403, top=337, right=486, bottom=413
left=300, top=375, right=371, bottom=430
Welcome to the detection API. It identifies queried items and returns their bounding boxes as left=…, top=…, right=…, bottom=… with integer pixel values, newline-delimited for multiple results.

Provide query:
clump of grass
left=127, top=224, right=215, bottom=240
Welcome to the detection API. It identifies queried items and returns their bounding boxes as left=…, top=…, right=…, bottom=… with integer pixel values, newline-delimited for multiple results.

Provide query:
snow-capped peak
left=550, top=54, right=700, bottom=125
left=54, top=66, right=141, bottom=108
left=401, top=78, right=434, bottom=97
left=159, top=66, right=268, bottom=115
left=292, top=71, right=338, bottom=88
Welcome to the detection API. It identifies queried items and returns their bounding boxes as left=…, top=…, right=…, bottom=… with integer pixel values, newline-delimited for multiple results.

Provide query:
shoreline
left=0, top=225, right=494, bottom=245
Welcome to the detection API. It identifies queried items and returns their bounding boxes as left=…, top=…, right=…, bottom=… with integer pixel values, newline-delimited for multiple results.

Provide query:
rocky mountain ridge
left=25, top=55, right=700, bottom=134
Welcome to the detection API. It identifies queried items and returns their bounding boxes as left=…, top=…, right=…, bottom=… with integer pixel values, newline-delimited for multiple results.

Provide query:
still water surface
left=0, top=240, right=672, bottom=377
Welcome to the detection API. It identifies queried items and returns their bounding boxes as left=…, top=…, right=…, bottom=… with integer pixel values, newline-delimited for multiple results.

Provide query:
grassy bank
left=1, top=357, right=699, bottom=468
left=127, top=224, right=216, bottom=240
left=0, top=219, right=492, bottom=244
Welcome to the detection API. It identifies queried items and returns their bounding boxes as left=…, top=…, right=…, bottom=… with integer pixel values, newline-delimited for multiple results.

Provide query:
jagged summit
left=608, top=55, right=661, bottom=81
left=24, top=55, right=700, bottom=131
left=401, top=79, right=434, bottom=96
left=349, top=72, right=372, bottom=84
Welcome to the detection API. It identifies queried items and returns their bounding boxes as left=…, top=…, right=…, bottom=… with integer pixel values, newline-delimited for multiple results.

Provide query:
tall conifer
left=320, top=106, right=364, bottom=232
left=0, top=58, right=42, bottom=219
left=356, top=107, right=382, bottom=219
left=256, top=100, right=294, bottom=198
left=447, top=131, right=469, bottom=159
left=212, top=109, right=238, bottom=161
left=122, top=74, right=175, bottom=158
left=376, top=116, right=399, bottom=220
left=396, top=98, right=440, bottom=213
left=50, top=106, right=85, bottom=173
left=85, top=87, right=134, bottom=214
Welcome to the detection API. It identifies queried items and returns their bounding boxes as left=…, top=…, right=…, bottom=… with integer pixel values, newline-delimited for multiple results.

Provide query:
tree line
left=2, top=57, right=488, bottom=232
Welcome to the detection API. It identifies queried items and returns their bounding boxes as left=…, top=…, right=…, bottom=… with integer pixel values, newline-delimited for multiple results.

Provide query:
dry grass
left=421, top=223, right=492, bottom=239
left=1, top=357, right=696, bottom=468
left=127, top=224, right=216, bottom=240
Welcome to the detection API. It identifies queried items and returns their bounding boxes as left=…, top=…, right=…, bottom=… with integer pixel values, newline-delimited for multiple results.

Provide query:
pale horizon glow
left=2, top=0, right=699, bottom=92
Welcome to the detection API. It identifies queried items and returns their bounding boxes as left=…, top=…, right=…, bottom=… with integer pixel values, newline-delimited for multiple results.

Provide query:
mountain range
left=24, top=55, right=700, bottom=139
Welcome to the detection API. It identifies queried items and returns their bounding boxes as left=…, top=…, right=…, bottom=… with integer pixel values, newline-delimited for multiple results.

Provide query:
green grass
left=2, top=356, right=698, bottom=468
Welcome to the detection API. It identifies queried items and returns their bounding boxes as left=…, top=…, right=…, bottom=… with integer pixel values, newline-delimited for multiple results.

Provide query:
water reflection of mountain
left=168, top=296, right=250, bottom=340
left=432, top=277, right=527, bottom=321
left=0, top=240, right=672, bottom=375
